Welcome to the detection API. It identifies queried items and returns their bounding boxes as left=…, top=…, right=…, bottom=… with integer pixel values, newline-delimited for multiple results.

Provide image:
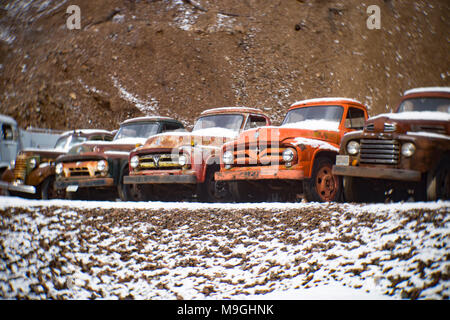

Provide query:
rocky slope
left=0, top=0, right=449, bottom=130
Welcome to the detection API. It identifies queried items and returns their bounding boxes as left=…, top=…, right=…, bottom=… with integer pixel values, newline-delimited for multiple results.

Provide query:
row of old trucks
left=1, top=87, right=449, bottom=202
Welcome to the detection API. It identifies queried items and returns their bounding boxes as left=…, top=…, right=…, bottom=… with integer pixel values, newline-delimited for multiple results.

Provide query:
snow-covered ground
left=0, top=196, right=448, bottom=300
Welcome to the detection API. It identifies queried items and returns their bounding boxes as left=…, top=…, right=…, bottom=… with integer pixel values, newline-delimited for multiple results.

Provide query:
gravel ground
left=0, top=198, right=449, bottom=300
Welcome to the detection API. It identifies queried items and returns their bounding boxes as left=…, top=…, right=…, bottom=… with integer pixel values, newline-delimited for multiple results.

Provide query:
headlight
left=178, top=154, right=188, bottom=167
left=282, top=148, right=296, bottom=163
left=96, top=160, right=108, bottom=173
left=401, top=142, right=416, bottom=157
left=130, top=155, right=139, bottom=169
left=29, top=158, right=37, bottom=169
left=10, top=160, right=15, bottom=169
left=347, top=141, right=360, bottom=155
left=55, top=163, right=63, bottom=175
left=223, top=151, right=234, bottom=165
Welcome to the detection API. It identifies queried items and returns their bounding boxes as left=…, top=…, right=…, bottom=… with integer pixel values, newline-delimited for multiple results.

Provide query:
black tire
left=40, top=175, right=65, bottom=200
left=118, top=167, right=145, bottom=201
left=427, top=160, right=450, bottom=201
left=198, top=166, right=232, bottom=203
left=303, top=157, right=342, bottom=202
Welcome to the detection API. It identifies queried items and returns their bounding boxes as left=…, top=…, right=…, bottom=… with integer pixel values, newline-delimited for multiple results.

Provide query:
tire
left=40, top=175, right=65, bottom=200
left=198, top=166, right=232, bottom=203
left=303, top=157, right=342, bottom=202
left=118, top=167, right=145, bottom=201
left=427, top=161, right=450, bottom=201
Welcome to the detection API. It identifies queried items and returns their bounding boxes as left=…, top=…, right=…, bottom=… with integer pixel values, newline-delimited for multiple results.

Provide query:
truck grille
left=68, top=167, right=90, bottom=177
left=360, top=139, right=400, bottom=165
left=232, top=144, right=284, bottom=166
left=13, top=155, right=27, bottom=180
left=137, top=153, right=181, bottom=170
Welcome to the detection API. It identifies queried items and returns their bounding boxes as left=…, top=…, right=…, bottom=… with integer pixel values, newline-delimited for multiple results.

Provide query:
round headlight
left=29, top=158, right=37, bottom=169
left=178, top=154, right=188, bottom=167
left=401, top=142, right=416, bottom=157
left=55, top=163, right=63, bottom=175
left=347, top=141, right=360, bottom=155
left=130, top=155, right=139, bottom=169
left=97, top=160, right=108, bottom=172
left=282, top=148, right=295, bottom=163
left=222, top=151, right=234, bottom=165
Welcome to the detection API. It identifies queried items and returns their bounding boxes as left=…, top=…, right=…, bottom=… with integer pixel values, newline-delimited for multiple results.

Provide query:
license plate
left=66, top=185, right=79, bottom=193
left=336, top=155, right=350, bottom=166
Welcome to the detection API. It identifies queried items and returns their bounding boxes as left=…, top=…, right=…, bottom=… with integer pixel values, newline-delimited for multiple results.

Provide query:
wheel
left=198, top=166, right=232, bottom=202
left=303, top=157, right=341, bottom=202
left=427, top=160, right=450, bottom=201
left=40, top=175, right=65, bottom=200
left=118, top=167, right=145, bottom=201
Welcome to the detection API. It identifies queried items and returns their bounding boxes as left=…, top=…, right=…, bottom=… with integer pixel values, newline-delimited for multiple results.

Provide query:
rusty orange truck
left=124, top=107, right=271, bottom=202
left=215, top=98, right=368, bottom=202
left=333, top=87, right=450, bottom=202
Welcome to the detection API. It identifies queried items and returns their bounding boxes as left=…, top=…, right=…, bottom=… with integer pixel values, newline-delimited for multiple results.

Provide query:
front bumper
left=332, top=165, right=422, bottom=182
left=0, top=181, right=36, bottom=194
left=55, top=177, right=115, bottom=189
left=215, top=167, right=304, bottom=181
left=124, top=172, right=197, bottom=184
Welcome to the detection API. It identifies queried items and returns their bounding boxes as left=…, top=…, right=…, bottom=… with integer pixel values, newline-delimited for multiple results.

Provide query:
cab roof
left=289, top=97, right=364, bottom=110
left=200, top=107, right=265, bottom=116
left=121, top=116, right=180, bottom=125
left=403, top=87, right=450, bottom=96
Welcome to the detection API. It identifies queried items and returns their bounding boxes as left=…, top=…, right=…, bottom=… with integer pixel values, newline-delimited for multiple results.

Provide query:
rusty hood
left=233, top=121, right=342, bottom=147
left=365, top=111, right=450, bottom=135
left=140, top=128, right=239, bottom=151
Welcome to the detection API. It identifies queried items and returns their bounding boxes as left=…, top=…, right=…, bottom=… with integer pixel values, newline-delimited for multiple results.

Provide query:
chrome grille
left=13, top=155, right=27, bottom=180
left=383, top=123, right=396, bottom=132
left=365, top=123, right=374, bottom=132
left=138, top=153, right=181, bottom=170
left=360, top=139, right=400, bottom=165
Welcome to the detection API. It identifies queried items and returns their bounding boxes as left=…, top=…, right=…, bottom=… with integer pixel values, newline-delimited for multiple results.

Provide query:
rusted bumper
left=0, top=181, right=36, bottom=194
left=332, top=165, right=422, bottom=182
left=124, top=173, right=197, bottom=184
left=215, top=168, right=304, bottom=181
left=55, top=178, right=115, bottom=189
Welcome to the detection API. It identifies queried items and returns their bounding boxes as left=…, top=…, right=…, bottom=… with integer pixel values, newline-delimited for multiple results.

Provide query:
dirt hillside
left=0, top=0, right=449, bottom=131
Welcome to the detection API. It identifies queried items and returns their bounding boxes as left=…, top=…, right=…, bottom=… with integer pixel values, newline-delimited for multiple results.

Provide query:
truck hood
left=19, top=148, right=66, bottom=159
left=233, top=122, right=341, bottom=147
left=141, top=128, right=238, bottom=150
left=365, top=111, right=450, bottom=136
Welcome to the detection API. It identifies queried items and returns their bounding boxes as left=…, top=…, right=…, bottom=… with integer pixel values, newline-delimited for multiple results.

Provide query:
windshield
left=114, top=122, right=160, bottom=140
left=397, top=97, right=450, bottom=113
left=193, top=114, right=244, bottom=132
left=282, top=105, right=344, bottom=125
left=54, top=135, right=87, bottom=150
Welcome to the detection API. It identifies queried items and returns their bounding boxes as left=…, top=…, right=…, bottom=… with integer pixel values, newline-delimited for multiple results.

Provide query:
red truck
left=124, top=107, right=271, bottom=202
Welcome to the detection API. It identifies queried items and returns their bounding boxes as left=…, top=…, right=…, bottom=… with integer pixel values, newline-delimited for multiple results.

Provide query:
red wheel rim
left=315, top=164, right=338, bottom=201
